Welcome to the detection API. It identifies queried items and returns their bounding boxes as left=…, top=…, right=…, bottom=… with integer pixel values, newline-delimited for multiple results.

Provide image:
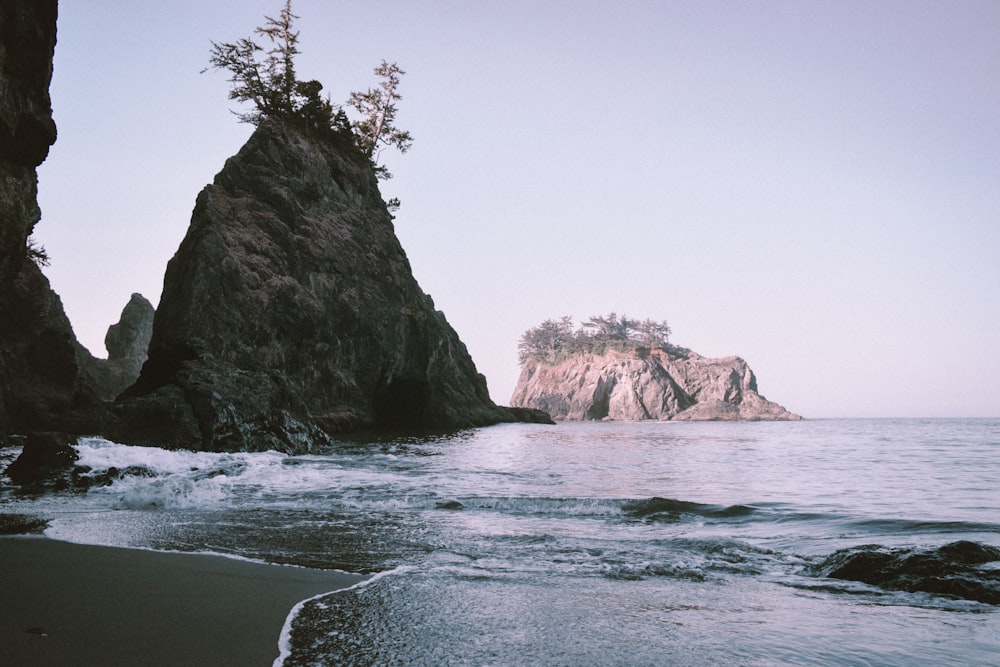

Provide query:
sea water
left=1, top=419, right=998, bottom=665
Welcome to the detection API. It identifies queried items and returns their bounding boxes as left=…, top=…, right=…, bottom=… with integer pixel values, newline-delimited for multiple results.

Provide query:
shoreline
left=0, top=535, right=368, bottom=666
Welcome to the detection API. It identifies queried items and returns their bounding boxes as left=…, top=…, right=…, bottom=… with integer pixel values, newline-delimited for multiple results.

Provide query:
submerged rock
left=812, top=541, right=1000, bottom=605
left=511, top=347, right=799, bottom=421
left=112, top=118, right=549, bottom=452
left=435, top=500, right=465, bottom=510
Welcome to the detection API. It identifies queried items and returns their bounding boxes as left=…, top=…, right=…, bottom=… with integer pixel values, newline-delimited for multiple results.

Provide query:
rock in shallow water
left=4, top=431, right=77, bottom=486
left=812, top=541, right=1000, bottom=605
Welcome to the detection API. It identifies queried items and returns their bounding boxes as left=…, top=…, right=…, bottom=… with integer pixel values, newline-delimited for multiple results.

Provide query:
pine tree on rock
left=348, top=60, right=414, bottom=180
left=204, top=0, right=330, bottom=126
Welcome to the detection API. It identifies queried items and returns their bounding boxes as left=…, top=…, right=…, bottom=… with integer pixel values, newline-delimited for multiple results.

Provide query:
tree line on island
left=518, top=314, right=686, bottom=365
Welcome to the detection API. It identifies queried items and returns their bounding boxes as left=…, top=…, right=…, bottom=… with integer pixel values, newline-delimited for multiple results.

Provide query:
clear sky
left=36, top=1, right=999, bottom=418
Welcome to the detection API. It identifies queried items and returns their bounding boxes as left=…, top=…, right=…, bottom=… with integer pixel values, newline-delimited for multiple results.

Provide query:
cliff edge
left=0, top=0, right=92, bottom=434
left=511, top=347, right=800, bottom=422
left=113, top=118, right=548, bottom=452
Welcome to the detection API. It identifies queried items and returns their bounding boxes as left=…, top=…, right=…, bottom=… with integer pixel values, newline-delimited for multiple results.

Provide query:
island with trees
left=511, top=314, right=800, bottom=422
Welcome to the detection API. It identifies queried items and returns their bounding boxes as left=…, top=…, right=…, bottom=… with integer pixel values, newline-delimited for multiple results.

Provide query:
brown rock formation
left=510, top=347, right=800, bottom=421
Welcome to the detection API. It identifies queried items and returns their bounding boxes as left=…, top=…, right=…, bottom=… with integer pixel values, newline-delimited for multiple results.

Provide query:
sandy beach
left=0, top=536, right=367, bottom=666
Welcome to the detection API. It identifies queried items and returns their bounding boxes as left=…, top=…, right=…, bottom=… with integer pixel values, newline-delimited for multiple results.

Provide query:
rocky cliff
left=510, top=347, right=800, bottom=421
left=0, top=0, right=93, bottom=435
left=80, top=293, right=154, bottom=401
left=113, top=118, right=548, bottom=452
left=0, top=0, right=58, bottom=276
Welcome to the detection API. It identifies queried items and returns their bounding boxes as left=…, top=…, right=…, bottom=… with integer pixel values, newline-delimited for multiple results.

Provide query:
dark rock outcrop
left=0, top=0, right=58, bottom=279
left=0, top=1, right=100, bottom=436
left=812, top=541, right=1000, bottom=605
left=510, top=347, right=800, bottom=421
left=112, top=118, right=549, bottom=452
left=4, top=430, right=77, bottom=485
left=105, top=293, right=155, bottom=369
left=2, top=4, right=546, bottom=454
left=0, top=264, right=101, bottom=433
left=80, top=293, right=154, bottom=400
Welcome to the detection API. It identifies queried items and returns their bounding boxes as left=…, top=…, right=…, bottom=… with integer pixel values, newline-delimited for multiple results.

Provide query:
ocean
left=2, top=419, right=998, bottom=666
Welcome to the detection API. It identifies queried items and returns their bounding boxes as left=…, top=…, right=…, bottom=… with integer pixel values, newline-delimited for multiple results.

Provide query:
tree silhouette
left=348, top=60, right=414, bottom=180
left=204, top=0, right=329, bottom=126
left=205, top=2, right=414, bottom=207
left=26, top=236, right=49, bottom=267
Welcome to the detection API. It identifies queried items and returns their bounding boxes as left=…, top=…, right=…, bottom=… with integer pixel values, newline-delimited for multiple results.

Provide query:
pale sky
left=36, top=1, right=999, bottom=418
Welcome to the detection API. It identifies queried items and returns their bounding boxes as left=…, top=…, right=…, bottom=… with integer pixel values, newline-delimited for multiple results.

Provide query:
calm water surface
left=2, top=419, right=998, bottom=665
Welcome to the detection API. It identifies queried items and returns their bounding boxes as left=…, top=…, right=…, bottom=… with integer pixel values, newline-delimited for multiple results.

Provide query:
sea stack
left=113, top=117, right=547, bottom=452
left=80, top=293, right=155, bottom=401
left=511, top=347, right=800, bottom=421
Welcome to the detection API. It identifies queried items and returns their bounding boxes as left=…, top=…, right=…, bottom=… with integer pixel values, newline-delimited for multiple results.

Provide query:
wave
left=67, top=438, right=404, bottom=510
left=619, top=499, right=1000, bottom=537
left=848, top=517, right=1000, bottom=535
left=621, top=497, right=757, bottom=520
left=275, top=565, right=414, bottom=667
left=67, top=440, right=1000, bottom=544
left=425, top=496, right=760, bottom=521
left=441, top=496, right=624, bottom=517
left=598, top=537, right=778, bottom=582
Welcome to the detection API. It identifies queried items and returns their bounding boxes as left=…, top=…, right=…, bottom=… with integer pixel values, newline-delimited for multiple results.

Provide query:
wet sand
left=0, top=536, right=367, bottom=666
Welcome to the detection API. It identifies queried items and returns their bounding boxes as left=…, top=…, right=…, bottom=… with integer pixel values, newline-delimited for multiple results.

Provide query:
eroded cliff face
left=80, top=293, right=154, bottom=402
left=0, top=0, right=93, bottom=435
left=114, top=118, right=546, bottom=452
left=0, top=0, right=58, bottom=277
left=510, top=347, right=800, bottom=421
left=0, top=264, right=98, bottom=432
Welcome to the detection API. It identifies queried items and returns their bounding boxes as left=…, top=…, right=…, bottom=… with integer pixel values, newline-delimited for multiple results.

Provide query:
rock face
left=113, top=118, right=549, bottom=452
left=0, top=5, right=546, bottom=451
left=104, top=293, right=155, bottom=368
left=0, top=265, right=99, bottom=432
left=510, top=347, right=800, bottom=421
left=81, top=293, right=155, bottom=401
left=0, top=0, right=98, bottom=435
left=0, top=0, right=58, bottom=276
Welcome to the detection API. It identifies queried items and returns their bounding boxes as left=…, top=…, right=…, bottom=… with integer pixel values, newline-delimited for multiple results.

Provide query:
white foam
left=74, top=436, right=255, bottom=475
left=69, top=438, right=414, bottom=512
left=272, top=565, right=415, bottom=667
left=73, top=438, right=278, bottom=509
